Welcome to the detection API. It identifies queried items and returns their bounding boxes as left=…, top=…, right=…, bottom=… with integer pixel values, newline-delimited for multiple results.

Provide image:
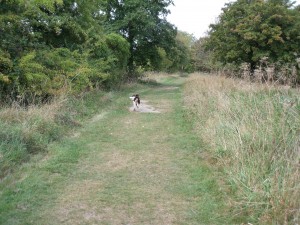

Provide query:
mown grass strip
left=1, top=74, right=236, bottom=224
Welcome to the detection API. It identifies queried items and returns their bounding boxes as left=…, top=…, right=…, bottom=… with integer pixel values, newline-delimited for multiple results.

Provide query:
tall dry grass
left=184, top=73, right=300, bottom=224
left=0, top=99, right=68, bottom=178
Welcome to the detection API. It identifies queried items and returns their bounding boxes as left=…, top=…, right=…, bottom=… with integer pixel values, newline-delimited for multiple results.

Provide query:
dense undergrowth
left=184, top=73, right=300, bottom=224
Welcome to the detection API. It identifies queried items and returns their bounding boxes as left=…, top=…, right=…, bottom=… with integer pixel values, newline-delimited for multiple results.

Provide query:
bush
left=105, top=33, right=130, bottom=71
left=0, top=55, right=13, bottom=74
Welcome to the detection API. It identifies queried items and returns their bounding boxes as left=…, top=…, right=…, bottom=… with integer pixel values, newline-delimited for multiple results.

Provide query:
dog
left=129, top=94, right=140, bottom=111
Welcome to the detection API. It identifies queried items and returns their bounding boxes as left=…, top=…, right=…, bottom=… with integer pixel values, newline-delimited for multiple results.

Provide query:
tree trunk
left=127, top=21, right=135, bottom=77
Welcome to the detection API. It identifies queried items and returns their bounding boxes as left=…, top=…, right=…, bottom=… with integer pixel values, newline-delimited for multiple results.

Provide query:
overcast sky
left=167, top=0, right=300, bottom=39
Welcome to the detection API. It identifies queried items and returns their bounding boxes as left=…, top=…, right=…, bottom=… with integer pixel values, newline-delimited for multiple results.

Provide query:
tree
left=191, top=37, right=218, bottom=72
left=206, top=0, right=300, bottom=73
left=0, top=0, right=130, bottom=103
left=104, top=0, right=177, bottom=76
left=168, top=31, right=195, bottom=72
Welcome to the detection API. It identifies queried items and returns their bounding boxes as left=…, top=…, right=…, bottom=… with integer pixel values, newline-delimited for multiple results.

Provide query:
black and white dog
left=129, top=94, right=140, bottom=111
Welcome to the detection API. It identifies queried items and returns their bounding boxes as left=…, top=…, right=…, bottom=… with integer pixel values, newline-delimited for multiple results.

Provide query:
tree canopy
left=205, top=0, right=300, bottom=75
left=3, top=0, right=299, bottom=103
left=0, top=0, right=180, bottom=103
left=104, top=0, right=176, bottom=73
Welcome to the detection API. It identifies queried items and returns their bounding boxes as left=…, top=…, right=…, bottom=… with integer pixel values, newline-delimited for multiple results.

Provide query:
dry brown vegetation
left=184, top=73, right=300, bottom=224
left=0, top=91, right=109, bottom=178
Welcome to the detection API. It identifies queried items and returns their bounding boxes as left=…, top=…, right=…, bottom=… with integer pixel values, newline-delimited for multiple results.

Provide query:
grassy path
left=0, top=75, right=228, bottom=224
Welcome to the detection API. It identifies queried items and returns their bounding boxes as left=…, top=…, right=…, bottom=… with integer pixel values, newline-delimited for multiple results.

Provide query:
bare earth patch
left=159, top=86, right=179, bottom=91
left=129, top=100, right=160, bottom=113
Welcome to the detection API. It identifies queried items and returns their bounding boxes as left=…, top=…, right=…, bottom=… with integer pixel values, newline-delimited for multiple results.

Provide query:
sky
left=167, top=0, right=300, bottom=39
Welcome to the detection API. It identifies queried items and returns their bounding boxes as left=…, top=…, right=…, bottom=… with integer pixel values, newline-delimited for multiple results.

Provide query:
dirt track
left=129, top=100, right=160, bottom=113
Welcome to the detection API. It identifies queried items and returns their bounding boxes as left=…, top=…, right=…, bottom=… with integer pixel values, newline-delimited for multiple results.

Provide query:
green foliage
left=105, top=33, right=130, bottom=70
left=20, top=2, right=88, bottom=48
left=168, top=31, right=195, bottom=72
left=0, top=51, right=14, bottom=97
left=15, top=49, right=83, bottom=98
left=191, top=37, right=220, bottom=72
left=206, top=0, right=300, bottom=73
left=30, top=0, right=63, bottom=12
left=0, top=0, right=178, bottom=103
left=0, top=52, right=13, bottom=74
left=153, top=47, right=172, bottom=71
left=105, top=0, right=176, bottom=75
left=86, top=32, right=130, bottom=87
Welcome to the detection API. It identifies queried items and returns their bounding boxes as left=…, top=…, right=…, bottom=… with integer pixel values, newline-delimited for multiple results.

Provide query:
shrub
left=105, top=33, right=130, bottom=71
left=0, top=55, right=13, bottom=74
